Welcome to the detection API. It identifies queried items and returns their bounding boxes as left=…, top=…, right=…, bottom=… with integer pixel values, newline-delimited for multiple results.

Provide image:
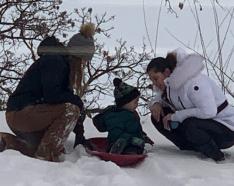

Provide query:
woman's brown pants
left=1, top=103, right=80, bottom=162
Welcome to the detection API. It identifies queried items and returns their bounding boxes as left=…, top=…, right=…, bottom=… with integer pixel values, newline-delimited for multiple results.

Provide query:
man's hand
left=150, top=102, right=164, bottom=122
left=163, top=114, right=172, bottom=131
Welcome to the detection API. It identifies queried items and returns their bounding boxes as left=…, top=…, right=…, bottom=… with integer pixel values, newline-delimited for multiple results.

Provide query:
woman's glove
left=73, top=109, right=87, bottom=149
left=78, top=109, right=86, bottom=124
left=73, top=135, right=94, bottom=150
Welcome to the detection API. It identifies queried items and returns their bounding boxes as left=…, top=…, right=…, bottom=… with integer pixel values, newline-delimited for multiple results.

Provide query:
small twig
left=142, top=0, right=154, bottom=53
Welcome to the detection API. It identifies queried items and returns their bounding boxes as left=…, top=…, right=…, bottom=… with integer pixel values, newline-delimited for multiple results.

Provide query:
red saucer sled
left=85, top=137, right=147, bottom=167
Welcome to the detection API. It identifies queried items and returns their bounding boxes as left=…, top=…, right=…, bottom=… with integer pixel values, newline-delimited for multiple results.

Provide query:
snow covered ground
left=1, top=1, right=234, bottom=185
left=1, top=111, right=234, bottom=186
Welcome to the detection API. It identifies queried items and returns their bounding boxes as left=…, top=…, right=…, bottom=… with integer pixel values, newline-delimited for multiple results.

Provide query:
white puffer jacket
left=150, top=48, right=234, bottom=131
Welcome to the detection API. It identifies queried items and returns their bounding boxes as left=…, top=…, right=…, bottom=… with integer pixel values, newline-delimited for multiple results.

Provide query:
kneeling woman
left=147, top=48, right=234, bottom=162
left=0, top=25, right=95, bottom=162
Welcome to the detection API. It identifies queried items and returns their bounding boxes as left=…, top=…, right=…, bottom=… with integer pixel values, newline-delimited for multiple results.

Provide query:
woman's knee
left=183, top=117, right=200, bottom=129
left=183, top=117, right=202, bottom=139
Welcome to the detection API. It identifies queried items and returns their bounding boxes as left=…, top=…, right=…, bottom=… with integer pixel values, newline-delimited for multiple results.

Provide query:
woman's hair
left=67, top=23, right=96, bottom=94
left=69, top=56, right=83, bottom=95
left=146, top=53, right=177, bottom=73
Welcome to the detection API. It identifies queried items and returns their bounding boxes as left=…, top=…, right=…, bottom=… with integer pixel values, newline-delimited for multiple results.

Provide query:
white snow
left=1, top=111, right=234, bottom=186
left=1, top=1, right=234, bottom=185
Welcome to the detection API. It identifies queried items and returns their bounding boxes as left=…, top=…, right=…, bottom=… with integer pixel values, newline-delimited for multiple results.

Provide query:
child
left=94, top=78, right=153, bottom=154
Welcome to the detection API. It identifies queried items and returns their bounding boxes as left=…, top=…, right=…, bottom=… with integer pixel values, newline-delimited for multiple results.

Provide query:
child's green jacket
left=98, top=106, right=145, bottom=145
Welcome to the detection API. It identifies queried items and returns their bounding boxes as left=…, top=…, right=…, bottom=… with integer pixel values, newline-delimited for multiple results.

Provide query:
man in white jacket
left=147, top=48, right=234, bottom=162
